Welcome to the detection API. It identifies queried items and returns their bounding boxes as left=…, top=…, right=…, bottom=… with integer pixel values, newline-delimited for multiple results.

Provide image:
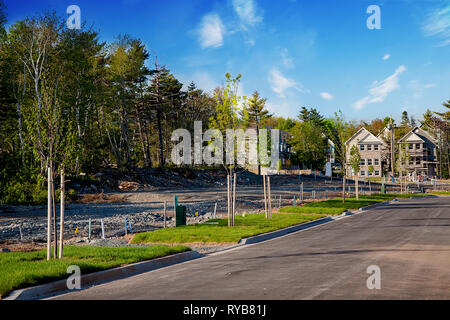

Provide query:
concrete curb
left=238, top=217, right=334, bottom=245
left=4, top=250, right=202, bottom=301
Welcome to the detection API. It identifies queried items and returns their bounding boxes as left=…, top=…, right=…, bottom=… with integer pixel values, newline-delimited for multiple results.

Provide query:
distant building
left=344, top=126, right=438, bottom=179
left=397, top=126, right=438, bottom=178
left=345, top=127, right=384, bottom=178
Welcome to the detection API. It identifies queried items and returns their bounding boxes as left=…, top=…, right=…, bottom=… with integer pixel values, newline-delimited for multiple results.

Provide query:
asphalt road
left=52, top=196, right=450, bottom=300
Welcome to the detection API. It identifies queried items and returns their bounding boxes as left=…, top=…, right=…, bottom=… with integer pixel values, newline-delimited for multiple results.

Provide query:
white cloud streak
left=268, top=69, right=308, bottom=98
left=383, top=54, right=391, bottom=60
left=423, top=4, right=450, bottom=47
left=197, top=14, right=225, bottom=48
left=354, top=65, right=407, bottom=110
left=232, top=0, right=263, bottom=27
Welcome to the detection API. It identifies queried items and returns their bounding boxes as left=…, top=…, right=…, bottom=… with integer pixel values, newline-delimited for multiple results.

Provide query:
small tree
left=349, top=145, right=362, bottom=200
left=240, top=91, right=271, bottom=175
left=209, top=73, right=244, bottom=226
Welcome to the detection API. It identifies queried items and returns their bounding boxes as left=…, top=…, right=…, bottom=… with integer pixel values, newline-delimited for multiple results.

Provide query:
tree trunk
left=59, top=167, right=65, bottom=259
left=342, top=166, right=346, bottom=203
left=257, top=126, right=261, bottom=175
left=233, top=172, right=236, bottom=226
left=267, top=175, right=272, bottom=219
left=47, top=165, right=52, bottom=261
left=227, top=173, right=231, bottom=227
left=263, top=175, right=267, bottom=218
left=52, top=165, right=57, bottom=259
left=355, top=176, right=359, bottom=200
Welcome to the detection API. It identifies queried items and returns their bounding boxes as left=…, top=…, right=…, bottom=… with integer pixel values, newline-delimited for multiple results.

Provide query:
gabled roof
left=400, top=132, right=424, bottom=143
left=377, top=126, right=391, bottom=139
left=345, top=127, right=383, bottom=145
left=398, top=126, right=436, bottom=144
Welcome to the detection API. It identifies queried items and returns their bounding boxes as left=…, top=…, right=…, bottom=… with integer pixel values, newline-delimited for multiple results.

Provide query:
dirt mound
left=78, top=193, right=129, bottom=203
left=71, top=168, right=263, bottom=194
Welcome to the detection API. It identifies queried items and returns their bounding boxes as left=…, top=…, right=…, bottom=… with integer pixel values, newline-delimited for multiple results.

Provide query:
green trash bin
left=175, top=205, right=186, bottom=227
left=381, top=183, right=386, bottom=194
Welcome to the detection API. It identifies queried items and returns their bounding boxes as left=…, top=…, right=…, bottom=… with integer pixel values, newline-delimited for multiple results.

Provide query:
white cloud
left=268, top=69, right=308, bottom=99
left=320, top=92, right=334, bottom=100
left=423, top=5, right=450, bottom=47
left=382, top=54, right=391, bottom=60
left=354, top=65, right=407, bottom=110
left=197, top=14, right=225, bottom=48
left=232, top=0, right=263, bottom=27
left=424, top=83, right=436, bottom=88
left=281, top=48, right=294, bottom=68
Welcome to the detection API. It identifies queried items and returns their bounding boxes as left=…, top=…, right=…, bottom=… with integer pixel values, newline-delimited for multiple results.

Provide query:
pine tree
left=240, top=91, right=271, bottom=174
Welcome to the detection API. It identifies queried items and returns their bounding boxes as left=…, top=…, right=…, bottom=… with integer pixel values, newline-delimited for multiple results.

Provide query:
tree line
left=0, top=7, right=448, bottom=206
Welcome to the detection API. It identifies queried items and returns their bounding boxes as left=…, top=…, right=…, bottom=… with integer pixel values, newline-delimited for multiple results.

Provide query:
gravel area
left=0, top=174, right=383, bottom=246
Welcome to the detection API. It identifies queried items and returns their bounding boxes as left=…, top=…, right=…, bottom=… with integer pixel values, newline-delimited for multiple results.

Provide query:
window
left=416, top=158, right=421, bottom=165
left=374, top=159, right=379, bottom=165
left=360, top=171, right=365, bottom=176
left=360, top=145, right=364, bottom=151
left=368, top=171, right=372, bottom=176
left=416, top=143, right=421, bottom=149
left=375, top=171, right=379, bottom=176
left=374, top=144, right=379, bottom=151
left=367, top=145, right=372, bottom=151
left=409, top=143, right=413, bottom=150
left=367, top=159, right=372, bottom=165
left=360, top=159, right=365, bottom=166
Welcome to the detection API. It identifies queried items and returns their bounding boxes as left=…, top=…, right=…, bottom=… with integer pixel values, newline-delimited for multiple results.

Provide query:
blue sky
left=4, top=0, right=450, bottom=122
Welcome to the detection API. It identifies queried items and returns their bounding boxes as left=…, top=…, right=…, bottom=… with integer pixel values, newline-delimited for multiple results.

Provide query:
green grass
left=132, top=213, right=325, bottom=245
left=302, top=198, right=382, bottom=210
left=358, top=193, right=429, bottom=200
left=431, top=191, right=450, bottom=195
left=0, top=245, right=190, bottom=298
left=279, top=206, right=346, bottom=215
left=279, top=194, right=410, bottom=215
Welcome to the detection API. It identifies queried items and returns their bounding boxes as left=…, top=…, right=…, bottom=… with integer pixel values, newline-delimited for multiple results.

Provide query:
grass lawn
left=302, top=198, right=383, bottom=210
left=278, top=193, right=426, bottom=214
left=358, top=193, right=429, bottom=200
left=132, top=213, right=325, bottom=245
left=431, top=191, right=450, bottom=195
left=0, top=245, right=189, bottom=298
left=279, top=206, right=346, bottom=215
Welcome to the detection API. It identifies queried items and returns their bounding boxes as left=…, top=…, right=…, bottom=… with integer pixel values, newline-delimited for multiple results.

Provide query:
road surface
left=52, top=196, right=450, bottom=300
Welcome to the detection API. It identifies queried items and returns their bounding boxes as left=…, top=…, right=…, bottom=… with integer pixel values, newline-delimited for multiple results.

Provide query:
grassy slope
left=279, top=206, right=346, bottom=215
left=431, top=191, right=450, bottom=195
left=0, top=245, right=189, bottom=298
left=279, top=193, right=429, bottom=214
left=132, top=213, right=325, bottom=245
